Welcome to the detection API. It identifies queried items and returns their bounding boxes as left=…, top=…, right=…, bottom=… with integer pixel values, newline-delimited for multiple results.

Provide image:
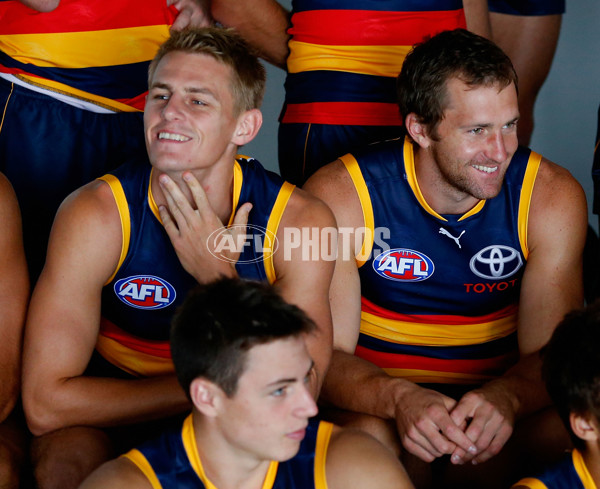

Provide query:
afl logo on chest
left=372, top=248, right=434, bottom=282
left=470, top=245, right=523, bottom=280
left=114, top=275, right=176, bottom=310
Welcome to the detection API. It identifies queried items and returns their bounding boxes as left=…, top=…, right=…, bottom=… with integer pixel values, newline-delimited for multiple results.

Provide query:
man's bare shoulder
left=533, top=157, right=586, bottom=205
left=281, top=185, right=337, bottom=230
left=42, top=178, right=123, bottom=282
left=79, top=456, right=153, bottom=489
left=528, top=156, right=587, bottom=244
left=326, top=425, right=414, bottom=489
left=303, top=160, right=363, bottom=231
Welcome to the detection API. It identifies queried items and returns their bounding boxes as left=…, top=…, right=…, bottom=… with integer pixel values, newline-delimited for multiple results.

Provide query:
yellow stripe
left=121, top=449, right=164, bottom=489
left=513, top=478, right=550, bottom=489
left=147, top=169, right=164, bottom=224
left=229, top=160, right=244, bottom=226
left=287, top=40, right=408, bottom=77
left=3, top=25, right=170, bottom=68
left=0, top=82, right=14, bottom=135
left=573, top=449, right=599, bottom=489
left=360, top=311, right=517, bottom=346
left=518, top=151, right=541, bottom=260
left=182, top=414, right=218, bottom=489
left=98, top=175, right=130, bottom=285
left=95, top=335, right=174, bottom=377
left=340, top=154, right=374, bottom=267
left=265, top=182, right=295, bottom=284
left=261, top=460, right=279, bottom=489
left=314, top=421, right=333, bottom=489
left=12, top=74, right=140, bottom=112
left=384, top=369, right=495, bottom=384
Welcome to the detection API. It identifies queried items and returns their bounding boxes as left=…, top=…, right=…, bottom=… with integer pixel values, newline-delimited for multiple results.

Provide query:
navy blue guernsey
left=123, top=416, right=332, bottom=489
left=96, top=156, right=294, bottom=377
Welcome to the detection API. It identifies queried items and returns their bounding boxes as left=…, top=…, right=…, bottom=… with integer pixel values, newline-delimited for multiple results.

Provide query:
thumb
left=232, top=202, right=252, bottom=228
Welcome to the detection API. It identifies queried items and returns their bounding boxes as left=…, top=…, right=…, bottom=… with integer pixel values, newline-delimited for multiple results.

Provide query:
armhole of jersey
left=265, top=181, right=296, bottom=284
left=339, top=154, right=373, bottom=268
left=314, top=421, right=334, bottom=489
left=511, top=477, right=549, bottom=489
left=228, top=160, right=244, bottom=226
left=97, top=174, right=130, bottom=285
left=517, top=151, right=542, bottom=261
left=572, top=449, right=597, bottom=489
left=121, top=450, right=164, bottom=489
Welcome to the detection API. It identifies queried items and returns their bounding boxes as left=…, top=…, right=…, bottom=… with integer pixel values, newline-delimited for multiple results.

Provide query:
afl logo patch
left=372, top=248, right=434, bottom=282
left=470, top=245, right=523, bottom=280
left=114, top=275, right=176, bottom=310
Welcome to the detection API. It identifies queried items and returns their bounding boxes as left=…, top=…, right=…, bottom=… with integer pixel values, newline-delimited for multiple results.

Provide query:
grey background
left=243, top=0, right=600, bottom=232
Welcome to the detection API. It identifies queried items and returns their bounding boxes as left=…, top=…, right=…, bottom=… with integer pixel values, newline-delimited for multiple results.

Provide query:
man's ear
left=404, top=113, right=432, bottom=149
left=190, top=378, right=223, bottom=418
left=232, top=109, right=263, bottom=146
left=570, top=412, right=600, bottom=442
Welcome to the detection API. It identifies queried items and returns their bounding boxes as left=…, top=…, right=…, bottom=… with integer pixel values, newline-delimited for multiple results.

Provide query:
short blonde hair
left=148, top=27, right=266, bottom=115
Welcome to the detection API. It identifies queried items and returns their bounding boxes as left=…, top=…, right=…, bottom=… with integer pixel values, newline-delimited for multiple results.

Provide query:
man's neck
left=192, top=415, right=273, bottom=489
left=150, top=162, right=235, bottom=225
left=413, top=148, right=481, bottom=216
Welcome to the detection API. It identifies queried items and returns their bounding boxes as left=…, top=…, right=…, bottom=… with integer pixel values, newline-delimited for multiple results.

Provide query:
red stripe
left=99, top=318, right=172, bottom=359
left=355, top=345, right=517, bottom=375
left=0, top=0, right=177, bottom=35
left=289, top=9, right=466, bottom=46
left=281, top=101, right=403, bottom=126
left=361, top=296, right=518, bottom=326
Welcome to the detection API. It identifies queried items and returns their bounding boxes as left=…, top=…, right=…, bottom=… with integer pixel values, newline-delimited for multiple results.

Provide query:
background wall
left=243, top=0, right=600, bottom=232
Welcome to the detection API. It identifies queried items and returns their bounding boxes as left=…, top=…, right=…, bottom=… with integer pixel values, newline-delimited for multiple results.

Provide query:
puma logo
left=439, top=228, right=465, bottom=249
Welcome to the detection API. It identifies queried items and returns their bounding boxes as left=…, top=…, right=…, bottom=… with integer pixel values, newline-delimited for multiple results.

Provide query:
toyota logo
left=469, top=245, right=523, bottom=280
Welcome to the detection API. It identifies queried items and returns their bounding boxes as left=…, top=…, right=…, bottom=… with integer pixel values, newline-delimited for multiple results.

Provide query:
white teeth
left=158, top=132, right=190, bottom=142
left=472, top=164, right=498, bottom=173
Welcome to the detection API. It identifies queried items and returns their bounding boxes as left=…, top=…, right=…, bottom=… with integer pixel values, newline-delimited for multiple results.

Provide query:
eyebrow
left=265, top=360, right=314, bottom=387
left=149, top=82, right=217, bottom=98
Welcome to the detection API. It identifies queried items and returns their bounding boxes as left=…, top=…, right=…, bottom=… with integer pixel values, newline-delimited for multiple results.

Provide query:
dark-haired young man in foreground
left=80, top=278, right=414, bottom=489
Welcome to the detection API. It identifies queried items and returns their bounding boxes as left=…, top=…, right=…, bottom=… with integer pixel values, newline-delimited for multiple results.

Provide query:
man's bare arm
left=449, top=158, right=588, bottom=464
left=79, top=457, right=152, bottom=489
left=273, top=188, right=336, bottom=395
left=211, top=0, right=291, bottom=69
left=22, top=181, right=190, bottom=436
left=0, top=174, right=29, bottom=422
left=463, top=0, right=491, bottom=38
left=326, top=425, right=415, bottom=489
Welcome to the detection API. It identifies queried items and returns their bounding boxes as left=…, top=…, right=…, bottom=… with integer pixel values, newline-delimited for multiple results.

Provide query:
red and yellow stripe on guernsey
left=283, top=8, right=465, bottom=125
left=0, top=0, right=176, bottom=111
left=96, top=318, right=174, bottom=378
left=356, top=298, right=519, bottom=384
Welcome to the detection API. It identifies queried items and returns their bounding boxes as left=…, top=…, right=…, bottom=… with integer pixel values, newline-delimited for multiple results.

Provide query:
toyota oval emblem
left=469, top=245, right=523, bottom=280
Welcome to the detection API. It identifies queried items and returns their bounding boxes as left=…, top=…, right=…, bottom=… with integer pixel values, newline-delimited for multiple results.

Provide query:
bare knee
left=31, top=427, right=113, bottom=489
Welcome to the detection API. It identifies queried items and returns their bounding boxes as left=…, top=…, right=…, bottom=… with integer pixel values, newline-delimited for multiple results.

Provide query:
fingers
left=169, top=0, right=212, bottom=31
left=170, top=7, right=192, bottom=31
left=449, top=392, right=513, bottom=464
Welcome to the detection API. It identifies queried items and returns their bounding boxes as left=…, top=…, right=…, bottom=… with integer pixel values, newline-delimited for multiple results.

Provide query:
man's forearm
left=211, top=0, right=291, bottom=68
left=319, top=349, right=414, bottom=420
left=25, top=374, right=191, bottom=436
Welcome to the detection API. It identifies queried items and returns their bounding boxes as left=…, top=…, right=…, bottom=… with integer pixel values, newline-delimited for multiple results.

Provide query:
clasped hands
left=395, top=383, right=515, bottom=465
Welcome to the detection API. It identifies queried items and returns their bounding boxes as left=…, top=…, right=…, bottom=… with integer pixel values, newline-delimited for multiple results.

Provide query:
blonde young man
left=23, top=27, right=335, bottom=489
